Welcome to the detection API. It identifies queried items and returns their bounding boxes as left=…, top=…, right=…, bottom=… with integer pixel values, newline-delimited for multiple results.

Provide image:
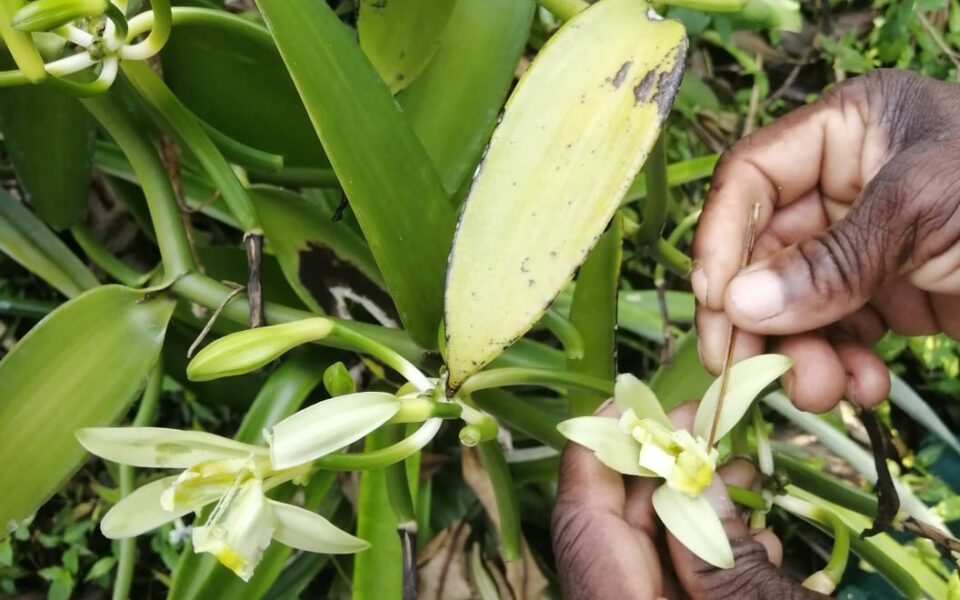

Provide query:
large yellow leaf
left=444, top=0, right=687, bottom=387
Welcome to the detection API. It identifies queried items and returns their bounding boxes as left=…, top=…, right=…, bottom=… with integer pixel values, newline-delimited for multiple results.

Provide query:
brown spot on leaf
left=611, top=60, right=632, bottom=89
left=652, top=42, right=688, bottom=119
left=633, top=70, right=655, bottom=104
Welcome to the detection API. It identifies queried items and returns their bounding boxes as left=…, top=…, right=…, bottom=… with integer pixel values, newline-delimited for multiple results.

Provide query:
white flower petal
left=638, top=442, right=675, bottom=479
left=270, top=500, right=369, bottom=554
left=557, top=417, right=653, bottom=477
left=101, top=475, right=217, bottom=538
left=193, top=477, right=275, bottom=582
left=269, top=392, right=401, bottom=469
left=652, top=485, right=733, bottom=569
left=693, top=354, right=792, bottom=442
left=615, top=374, right=670, bottom=427
left=77, top=427, right=266, bottom=468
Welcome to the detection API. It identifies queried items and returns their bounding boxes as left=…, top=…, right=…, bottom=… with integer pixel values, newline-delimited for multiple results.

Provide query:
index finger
left=692, top=78, right=872, bottom=312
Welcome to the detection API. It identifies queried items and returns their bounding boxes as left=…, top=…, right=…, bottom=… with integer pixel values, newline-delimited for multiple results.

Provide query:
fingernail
left=728, top=269, right=784, bottom=322
left=691, top=262, right=709, bottom=304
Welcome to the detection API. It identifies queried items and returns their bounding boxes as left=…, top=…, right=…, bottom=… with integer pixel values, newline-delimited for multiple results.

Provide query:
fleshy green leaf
left=358, top=0, right=457, bottom=93
left=160, top=8, right=327, bottom=167
left=254, top=0, right=456, bottom=347
left=444, top=0, right=687, bottom=386
left=0, top=83, right=95, bottom=231
left=76, top=427, right=267, bottom=469
left=0, top=189, right=98, bottom=297
left=187, top=318, right=334, bottom=381
left=652, top=485, right=733, bottom=569
left=100, top=475, right=214, bottom=538
left=557, top=417, right=651, bottom=477
left=399, top=0, right=536, bottom=194
left=615, top=374, right=671, bottom=427
left=650, top=331, right=713, bottom=412
left=269, top=392, right=401, bottom=469
left=270, top=500, right=369, bottom=553
left=693, top=354, right=792, bottom=442
left=0, top=285, right=175, bottom=536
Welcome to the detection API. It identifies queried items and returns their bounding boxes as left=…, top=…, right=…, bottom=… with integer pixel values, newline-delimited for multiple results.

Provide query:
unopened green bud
left=12, top=0, right=108, bottom=32
left=187, top=318, right=334, bottom=381
left=323, top=362, right=355, bottom=397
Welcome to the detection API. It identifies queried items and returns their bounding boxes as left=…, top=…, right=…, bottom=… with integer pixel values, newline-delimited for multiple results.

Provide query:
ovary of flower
left=620, top=411, right=718, bottom=497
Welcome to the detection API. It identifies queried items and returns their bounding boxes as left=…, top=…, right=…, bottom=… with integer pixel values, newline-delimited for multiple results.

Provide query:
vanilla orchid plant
left=558, top=354, right=792, bottom=568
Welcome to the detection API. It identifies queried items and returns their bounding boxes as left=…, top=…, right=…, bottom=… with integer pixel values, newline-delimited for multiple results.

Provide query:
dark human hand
left=551, top=403, right=824, bottom=600
left=693, top=69, right=960, bottom=411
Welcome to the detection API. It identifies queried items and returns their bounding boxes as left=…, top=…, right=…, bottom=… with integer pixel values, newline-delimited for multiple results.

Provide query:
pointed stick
left=707, top=201, right=762, bottom=448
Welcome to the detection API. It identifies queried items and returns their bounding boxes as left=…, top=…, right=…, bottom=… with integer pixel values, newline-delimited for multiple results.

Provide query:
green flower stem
left=656, top=0, right=744, bottom=12
left=458, top=402, right=498, bottom=447
left=104, top=1, right=128, bottom=40
left=477, top=440, right=522, bottom=562
left=198, top=118, right=284, bottom=172
left=653, top=209, right=701, bottom=285
left=774, top=494, right=850, bottom=594
left=113, top=364, right=163, bottom=600
left=457, top=367, right=614, bottom=398
left=636, top=133, right=668, bottom=245
left=536, top=0, right=589, bottom=20
left=653, top=237, right=692, bottom=278
left=121, top=60, right=260, bottom=233
left=247, top=166, right=339, bottom=188
left=71, top=224, right=147, bottom=287
left=119, top=0, right=170, bottom=60
left=0, top=69, right=29, bottom=87
left=313, top=418, right=442, bottom=470
left=752, top=404, right=773, bottom=476
left=82, top=94, right=195, bottom=278
left=0, top=295, right=56, bottom=319
left=726, top=485, right=767, bottom=511
left=171, top=272, right=425, bottom=364
left=772, top=449, right=878, bottom=518
left=389, top=398, right=461, bottom=423
left=0, top=0, right=46, bottom=82
left=126, top=6, right=270, bottom=44
left=330, top=323, right=432, bottom=392
left=537, top=308, right=584, bottom=360
left=473, top=389, right=565, bottom=450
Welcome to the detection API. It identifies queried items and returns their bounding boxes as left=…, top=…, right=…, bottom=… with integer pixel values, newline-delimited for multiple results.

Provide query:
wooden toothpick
left=707, top=201, right=762, bottom=448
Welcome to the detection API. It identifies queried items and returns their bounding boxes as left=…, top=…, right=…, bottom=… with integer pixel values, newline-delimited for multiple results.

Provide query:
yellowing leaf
left=693, top=354, right=792, bottom=442
left=444, top=0, right=687, bottom=387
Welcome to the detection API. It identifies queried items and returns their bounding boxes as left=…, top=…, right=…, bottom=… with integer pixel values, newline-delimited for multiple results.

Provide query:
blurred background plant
left=2, top=0, right=960, bottom=598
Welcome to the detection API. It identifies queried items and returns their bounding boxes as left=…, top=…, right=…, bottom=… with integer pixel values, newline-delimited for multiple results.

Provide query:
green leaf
left=557, top=416, right=650, bottom=477
left=650, top=331, right=713, bottom=412
left=0, top=189, right=98, bottom=297
left=567, top=214, right=621, bottom=416
left=0, top=285, right=175, bottom=536
left=269, top=392, right=401, bottom=469
left=253, top=186, right=384, bottom=314
left=353, top=427, right=403, bottom=600
left=0, top=84, right=95, bottom=230
left=399, top=0, right=535, bottom=194
left=888, top=374, right=960, bottom=456
left=652, top=485, right=733, bottom=568
left=358, top=0, right=457, bottom=93
left=693, top=354, right=792, bottom=442
left=444, top=0, right=687, bottom=386
left=255, top=0, right=456, bottom=347
left=160, top=8, right=327, bottom=167
left=83, top=556, right=116, bottom=582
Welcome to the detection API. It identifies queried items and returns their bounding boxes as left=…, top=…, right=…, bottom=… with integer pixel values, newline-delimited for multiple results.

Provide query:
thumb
left=667, top=479, right=827, bottom=600
left=722, top=151, right=930, bottom=335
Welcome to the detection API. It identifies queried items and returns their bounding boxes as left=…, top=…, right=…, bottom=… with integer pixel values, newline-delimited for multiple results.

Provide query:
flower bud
left=323, top=361, right=355, bottom=397
left=187, top=318, right=334, bottom=381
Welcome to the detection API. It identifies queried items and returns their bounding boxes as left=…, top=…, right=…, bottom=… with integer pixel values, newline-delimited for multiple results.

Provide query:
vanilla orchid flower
left=557, top=354, right=792, bottom=569
left=77, top=391, right=402, bottom=580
